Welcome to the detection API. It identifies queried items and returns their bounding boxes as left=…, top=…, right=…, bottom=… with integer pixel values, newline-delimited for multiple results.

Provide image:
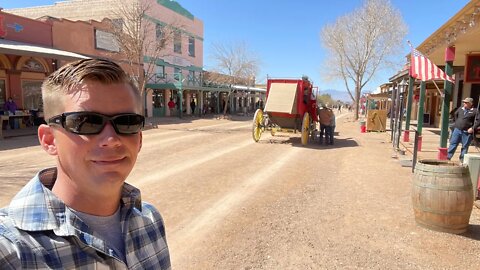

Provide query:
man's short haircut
left=42, top=58, right=141, bottom=119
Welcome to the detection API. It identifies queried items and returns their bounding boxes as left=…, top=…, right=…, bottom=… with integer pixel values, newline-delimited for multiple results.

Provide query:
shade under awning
left=0, top=39, right=88, bottom=61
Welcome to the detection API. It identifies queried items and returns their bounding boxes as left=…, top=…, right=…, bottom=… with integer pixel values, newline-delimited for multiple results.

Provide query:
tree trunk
left=354, top=83, right=361, bottom=121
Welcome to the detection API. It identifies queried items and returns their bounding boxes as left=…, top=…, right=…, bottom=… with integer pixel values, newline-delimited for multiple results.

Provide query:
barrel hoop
left=413, top=206, right=472, bottom=216
left=414, top=173, right=469, bottom=179
left=412, top=181, right=472, bottom=191
left=415, top=218, right=467, bottom=234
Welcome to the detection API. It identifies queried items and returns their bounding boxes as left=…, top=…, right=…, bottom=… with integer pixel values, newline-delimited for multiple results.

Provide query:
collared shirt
left=0, top=168, right=171, bottom=269
left=454, top=107, right=478, bottom=131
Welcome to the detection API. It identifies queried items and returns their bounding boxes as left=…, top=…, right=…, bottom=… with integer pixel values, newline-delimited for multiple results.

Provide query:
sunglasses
left=48, top=111, right=145, bottom=135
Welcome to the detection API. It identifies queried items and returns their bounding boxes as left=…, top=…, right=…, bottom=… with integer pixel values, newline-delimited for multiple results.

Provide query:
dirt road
left=1, top=113, right=480, bottom=269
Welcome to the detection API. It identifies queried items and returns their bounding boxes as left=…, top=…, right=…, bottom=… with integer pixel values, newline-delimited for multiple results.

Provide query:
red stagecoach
left=252, top=76, right=318, bottom=145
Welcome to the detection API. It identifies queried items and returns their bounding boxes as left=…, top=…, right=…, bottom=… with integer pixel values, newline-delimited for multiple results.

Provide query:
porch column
left=438, top=46, right=455, bottom=160
left=416, top=81, right=427, bottom=151
left=403, top=76, right=415, bottom=142
left=186, top=91, right=191, bottom=115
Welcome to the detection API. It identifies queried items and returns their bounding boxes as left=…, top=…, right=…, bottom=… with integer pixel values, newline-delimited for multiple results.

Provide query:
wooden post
left=404, top=76, right=415, bottom=142
left=416, top=81, right=426, bottom=151
left=438, top=46, right=455, bottom=160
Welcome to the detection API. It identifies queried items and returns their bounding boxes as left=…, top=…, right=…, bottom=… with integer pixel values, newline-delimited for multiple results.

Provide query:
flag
left=410, top=48, right=454, bottom=82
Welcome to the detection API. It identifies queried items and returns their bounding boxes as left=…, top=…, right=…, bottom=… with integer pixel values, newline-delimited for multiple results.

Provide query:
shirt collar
left=8, top=167, right=142, bottom=232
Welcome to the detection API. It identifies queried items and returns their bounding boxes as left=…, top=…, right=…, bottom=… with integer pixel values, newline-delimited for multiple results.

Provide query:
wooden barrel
left=412, top=159, right=473, bottom=234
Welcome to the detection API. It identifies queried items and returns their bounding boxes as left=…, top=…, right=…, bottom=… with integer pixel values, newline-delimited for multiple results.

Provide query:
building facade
left=7, top=0, right=205, bottom=117
left=0, top=11, right=86, bottom=125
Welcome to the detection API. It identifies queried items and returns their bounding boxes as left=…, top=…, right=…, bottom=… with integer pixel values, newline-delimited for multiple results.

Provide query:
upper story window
left=174, top=67, right=181, bottom=81
left=112, top=18, right=124, bottom=32
left=188, top=36, right=195, bottom=57
left=156, top=64, right=165, bottom=78
left=189, top=70, right=195, bottom=81
left=156, top=24, right=163, bottom=40
left=174, top=31, right=182, bottom=54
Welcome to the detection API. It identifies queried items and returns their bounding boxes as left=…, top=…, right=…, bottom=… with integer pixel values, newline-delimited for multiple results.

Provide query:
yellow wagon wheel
left=252, top=109, right=264, bottom=142
left=301, top=112, right=310, bottom=146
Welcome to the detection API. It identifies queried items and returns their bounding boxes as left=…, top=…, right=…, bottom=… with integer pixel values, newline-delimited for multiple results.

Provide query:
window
left=156, top=24, right=163, bottom=40
left=156, top=65, right=165, bottom=79
left=112, top=18, right=123, bottom=32
left=22, top=81, right=43, bottom=110
left=174, top=31, right=181, bottom=54
left=188, top=36, right=195, bottom=57
left=174, top=67, right=181, bottom=81
left=189, top=70, right=195, bottom=82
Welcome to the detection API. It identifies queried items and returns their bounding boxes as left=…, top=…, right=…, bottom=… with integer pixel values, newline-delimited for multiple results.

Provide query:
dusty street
left=1, top=112, right=480, bottom=269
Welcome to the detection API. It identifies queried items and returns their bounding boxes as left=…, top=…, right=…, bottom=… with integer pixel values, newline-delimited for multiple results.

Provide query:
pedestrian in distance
left=168, top=97, right=175, bottom=116
left=0, top=59, right=171, bottom=269
left=3, top=97, right=17, bottom=129
left=318, top=104, right=333, bottom=145
left=447, top=97, right=480, bottom=163
left=330, top=111, right=336, bottom=145
left=190, top=99, right=196, bottom=115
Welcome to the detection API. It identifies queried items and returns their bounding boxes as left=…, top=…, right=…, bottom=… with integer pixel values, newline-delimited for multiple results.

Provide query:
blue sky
left=0, top=0, right=471, bottom=92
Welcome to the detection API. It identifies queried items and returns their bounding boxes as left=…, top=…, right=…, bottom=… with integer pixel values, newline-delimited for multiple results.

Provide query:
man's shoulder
left=137, top=202, right=163, bottom=222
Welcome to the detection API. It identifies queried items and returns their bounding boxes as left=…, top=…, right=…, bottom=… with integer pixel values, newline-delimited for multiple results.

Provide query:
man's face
left=464, top=101, right=472, bottom=109
left=49, top=81, right=142, bottom=197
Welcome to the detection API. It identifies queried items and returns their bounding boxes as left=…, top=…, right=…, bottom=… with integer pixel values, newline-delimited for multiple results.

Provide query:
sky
left=0, top=0, right=472, bottom=93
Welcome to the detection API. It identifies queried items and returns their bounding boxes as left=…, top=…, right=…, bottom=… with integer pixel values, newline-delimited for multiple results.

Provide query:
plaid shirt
left=0, top=168, right=171, bottom=269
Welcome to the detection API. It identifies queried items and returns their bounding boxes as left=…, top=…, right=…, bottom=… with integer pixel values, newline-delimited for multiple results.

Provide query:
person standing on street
left=0, top=59, right=170, bottom=269
left=190, top=99, right=196, bottom=116
left=330, top=111, right=336, bottom=145
left=447, top=97, right=480, bottom=162
left=318, top=104, right=333, bottom=145
left=168, top=98, right=176, bottom=116
left=3, top=97, right=17, bottom=129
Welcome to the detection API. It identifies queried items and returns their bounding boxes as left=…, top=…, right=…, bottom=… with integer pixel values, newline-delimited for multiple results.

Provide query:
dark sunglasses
left=48, top=111, right=145, bottom=135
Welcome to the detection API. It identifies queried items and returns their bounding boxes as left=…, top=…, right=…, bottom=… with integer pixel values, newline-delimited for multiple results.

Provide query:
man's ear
left=38, top=124, right=58, bottom=156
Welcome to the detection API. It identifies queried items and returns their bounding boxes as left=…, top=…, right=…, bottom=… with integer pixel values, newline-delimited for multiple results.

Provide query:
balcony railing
left=147, top=73, right=240, bottom=90
left=147, top=73, right=206, bottom=87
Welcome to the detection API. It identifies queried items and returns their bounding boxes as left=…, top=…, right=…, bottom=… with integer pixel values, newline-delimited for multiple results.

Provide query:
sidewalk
left=382, top=119, right=480, bottom=165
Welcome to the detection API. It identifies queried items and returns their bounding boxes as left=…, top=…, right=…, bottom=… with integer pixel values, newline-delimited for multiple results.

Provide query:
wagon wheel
left=301, top=112, right=310, bottom=146
left=252, top=109, right=264, bottom=142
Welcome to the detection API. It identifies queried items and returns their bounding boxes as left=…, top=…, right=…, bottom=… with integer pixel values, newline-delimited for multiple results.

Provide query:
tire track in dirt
left=169, top=146, right=301, bottom=260
left=133, top=137, right=254, bottom=186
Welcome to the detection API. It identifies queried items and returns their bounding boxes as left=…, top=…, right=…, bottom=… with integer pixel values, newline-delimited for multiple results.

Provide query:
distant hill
left=319, top=89, right=352, bottom=102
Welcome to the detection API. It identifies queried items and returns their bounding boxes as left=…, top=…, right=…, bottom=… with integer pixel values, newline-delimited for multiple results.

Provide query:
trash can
left=360, top=120, right=366, bottom=133
left=464, top=154, right=480, bottom=199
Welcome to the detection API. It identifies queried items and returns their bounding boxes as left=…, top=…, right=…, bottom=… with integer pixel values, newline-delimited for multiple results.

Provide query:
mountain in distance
left=319, top=89, right=352, bottom=102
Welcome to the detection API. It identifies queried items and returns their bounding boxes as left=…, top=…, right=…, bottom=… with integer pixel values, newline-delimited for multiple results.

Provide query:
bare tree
left=109, top=0, right=178, bottom=97
left=320, top=0, right=407, bottom=120
left=209, top=41, right=260, bottom=115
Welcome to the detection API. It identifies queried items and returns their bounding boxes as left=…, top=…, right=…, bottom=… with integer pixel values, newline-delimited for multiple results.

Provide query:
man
left=168, top=98, right=175, bottom=116
left=0, top=59, right=171, bottom=269
left=318, top=104, right=333, bottom=145
left=190, top=99, right=196, bottom=115
left=3, top=97, right=17, bottom=129
left=447, top=97, right=480, bottom=162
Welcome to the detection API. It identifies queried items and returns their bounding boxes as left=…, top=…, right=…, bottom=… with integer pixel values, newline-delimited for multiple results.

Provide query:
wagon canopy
left=264, top=82, right=298, bottom=114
